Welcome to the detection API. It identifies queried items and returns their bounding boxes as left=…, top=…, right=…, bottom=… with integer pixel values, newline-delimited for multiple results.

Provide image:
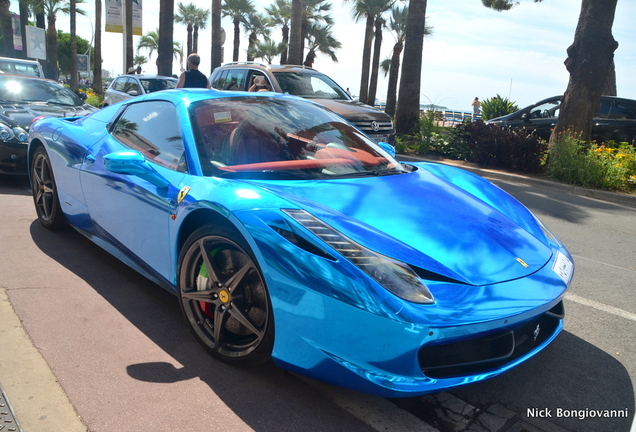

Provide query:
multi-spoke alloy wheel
left=179, top=226, right=273, bottom=365
left=31, top=147, right=68, bottom=230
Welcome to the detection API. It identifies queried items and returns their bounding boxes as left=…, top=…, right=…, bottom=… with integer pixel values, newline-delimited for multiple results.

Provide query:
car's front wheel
left=178, top=225, right=274, bottom=366
left=31, top=147, right=68, bottom=230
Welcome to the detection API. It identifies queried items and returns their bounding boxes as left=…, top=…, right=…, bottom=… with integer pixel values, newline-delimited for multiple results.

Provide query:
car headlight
left=283, top=209, right=435, bottom=304
left=0, top=123, right=28, bottom=142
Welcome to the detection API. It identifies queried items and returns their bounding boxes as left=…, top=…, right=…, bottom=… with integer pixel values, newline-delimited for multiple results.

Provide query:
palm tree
left=92, top=0, right=102, bottom=94
left=243, top=12, right=270, bottom=62
left=0, top=0, right=14, bottom=57
left=125, top=0, right=132, bottom=73
left=192, top=6, right=209, bottom=53
left=249, top=37, right=286, bottom=64
left=382, top=5, right=429, bottom=116
left=138, top=29, right=182, bottom=72
left=37, top=0, right=86, bottom=81
left=395, top=0, right=427, bottom=136
left=265, top=0, right=291, bottom=64
left=134, top=55, right=148, bottom=68
left=157, top=0, right=175, bottom=76
left=300, top=0, right=333, bottom=63
left=211, top=0, right=223, bottom=70
left=70, top=0, right=77, bottom=90
left=288, top=0, right=303, bottom=64
left=366, top=15, right=385, bottom=107
left=303, top=22, right=340, bottom=68
left=175, top=2, right=203, bottom=56
left=346, top=0, right=394, bottom=105
left=222, top=0, right=255, bottom=62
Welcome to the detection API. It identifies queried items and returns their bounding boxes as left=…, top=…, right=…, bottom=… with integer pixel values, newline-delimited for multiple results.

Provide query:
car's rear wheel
left=31, top=147, right=68, bottom=230
left=178, top=226, right=273, bottom=366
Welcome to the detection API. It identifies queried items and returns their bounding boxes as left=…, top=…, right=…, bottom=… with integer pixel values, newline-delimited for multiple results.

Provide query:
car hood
left=245, top=166, right=552, bottom=286
left=307, top=98, right=390, bottom=121
left=0, top=102, right=96, bottom=129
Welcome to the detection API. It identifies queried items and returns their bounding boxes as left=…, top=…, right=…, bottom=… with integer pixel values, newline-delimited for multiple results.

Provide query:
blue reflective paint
left=27, top=90, right=574, bottom=397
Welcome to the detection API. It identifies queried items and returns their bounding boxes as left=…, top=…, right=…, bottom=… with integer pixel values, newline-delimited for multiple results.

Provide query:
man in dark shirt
left=176, top=53, right=210, bottom=89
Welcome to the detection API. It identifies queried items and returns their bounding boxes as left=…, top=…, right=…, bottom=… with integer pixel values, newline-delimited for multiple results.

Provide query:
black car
left=0, top=75, right=97, bottom=175
left=487, top=95, right=636, bottom=144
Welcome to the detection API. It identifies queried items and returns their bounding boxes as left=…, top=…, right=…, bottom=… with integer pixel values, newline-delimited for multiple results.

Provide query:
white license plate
left=552, top=251, right=574, bottom=284
left=372, top=135, right=389, bottom=143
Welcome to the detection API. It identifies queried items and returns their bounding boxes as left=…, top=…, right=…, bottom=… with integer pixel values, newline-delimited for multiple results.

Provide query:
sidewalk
left=0, top=289, right=88, bottom=432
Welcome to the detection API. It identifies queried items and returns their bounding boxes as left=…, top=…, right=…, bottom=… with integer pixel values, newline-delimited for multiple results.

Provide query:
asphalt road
left=1, top=167, right=635, bottom=432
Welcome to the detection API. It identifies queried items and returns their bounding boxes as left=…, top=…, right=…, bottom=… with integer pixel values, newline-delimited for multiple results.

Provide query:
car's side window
left=112, top=101, right=187, bottom=172
left=529, top=100, right=560, bottom=119
left=223, top=69, right=248, bottom=91
left=112, top=78, right=127, bottom=92
left=613, top=103, right=636, bottom=120
left=211, top=70, right=227, bottom=89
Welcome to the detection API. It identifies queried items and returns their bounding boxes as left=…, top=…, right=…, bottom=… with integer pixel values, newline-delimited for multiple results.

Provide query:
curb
left=398, top=155, right=636, bottom=208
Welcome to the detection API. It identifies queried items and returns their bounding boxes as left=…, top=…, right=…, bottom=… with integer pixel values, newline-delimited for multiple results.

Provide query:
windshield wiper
left=337, top=169, right=407, bottom=178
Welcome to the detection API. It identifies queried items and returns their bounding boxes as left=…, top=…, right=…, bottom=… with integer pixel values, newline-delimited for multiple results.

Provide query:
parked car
left=209, top=62, right=395, bottom=144
left=103, top=74, right=178, bottom=106
left=28, top=89, right=573, bottom=397
left=29, top=89, right=574, bottom=396
left=0, top=56, right=45, bottom=78
left=487, top=95, right=636, bottom=143
left=0, top=74, right=96, bottom=175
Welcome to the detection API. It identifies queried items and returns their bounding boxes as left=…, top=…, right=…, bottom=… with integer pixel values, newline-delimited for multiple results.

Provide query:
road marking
left=565, top=292, right=636, bottom=323
left=572, top=254, right=635, bottom=272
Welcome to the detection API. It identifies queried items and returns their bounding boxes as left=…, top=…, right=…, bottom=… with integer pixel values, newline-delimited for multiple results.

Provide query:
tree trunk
left=125, top=0, right=133, bottom=73
left=232, top=18, right=240, bottom=61
left=358, top=14, right=374, bottom=105
left=367, top=17, right=384, bottom=108
left=19, top=0, right=29, bottom=58
left=70, top=0, right=78, bottom=91
left=92, top=0, right=103, bottom=95
left=288, top=0, right=303, bottom=65
left=603, top=60, right=616, bottom=96
left=157, top=0, right=174, bottom=76
left=186, top=23, right=193, bottom=56
left=248, top=32, right=259, bottom=62
left=0, top=0, right=14, bottom=57
left=551, top=0, right=618, bottom=143
left=46, top=14, right=59, bottom=80
left=211, top=0, right=222, bottom=71
left=193, top=25, right=199, bottom=54
left=395, top=0, right=427, bottom=137
left=280, top=24, right=289, bottom=64
left=303, top=49, right=315, bottom=68
left=385, top=40, right=403, bottom=117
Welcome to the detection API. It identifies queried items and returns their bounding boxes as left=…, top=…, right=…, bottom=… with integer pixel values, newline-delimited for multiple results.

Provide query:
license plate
left=372, top=135, right=389, bottom=143
left=552, top=251, right=573, bottom=284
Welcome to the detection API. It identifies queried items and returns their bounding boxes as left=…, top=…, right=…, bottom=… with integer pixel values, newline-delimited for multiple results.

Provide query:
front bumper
left=0, top=141, right=28, bottom=175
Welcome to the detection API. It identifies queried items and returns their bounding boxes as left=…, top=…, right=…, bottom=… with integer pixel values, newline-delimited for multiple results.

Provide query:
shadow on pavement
left=28, top=221, right=375, bottom=432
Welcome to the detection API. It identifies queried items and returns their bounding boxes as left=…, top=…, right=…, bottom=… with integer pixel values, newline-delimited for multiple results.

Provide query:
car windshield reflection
left=0, top=75, right=84, bottom=106
left=191, top=96, right=403, bottom=179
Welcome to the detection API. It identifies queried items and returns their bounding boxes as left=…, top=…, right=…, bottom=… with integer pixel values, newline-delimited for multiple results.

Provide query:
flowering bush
left=549, top=132, right=636, bottom=191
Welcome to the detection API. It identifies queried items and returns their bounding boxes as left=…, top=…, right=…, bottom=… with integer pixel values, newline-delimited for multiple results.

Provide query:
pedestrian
left=176, top=53, right=210, bottom=89
left=471, top=97, right=481, bottom=120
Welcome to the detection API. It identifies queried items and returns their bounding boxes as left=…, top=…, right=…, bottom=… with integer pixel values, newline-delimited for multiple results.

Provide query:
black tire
left=178, top=225, right=274, bottom=366
left=31, top=147, right=68, bottom=230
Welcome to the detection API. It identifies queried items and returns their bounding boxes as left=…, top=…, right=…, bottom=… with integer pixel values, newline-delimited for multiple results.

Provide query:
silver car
left=103, top=74, right=177, bottom=106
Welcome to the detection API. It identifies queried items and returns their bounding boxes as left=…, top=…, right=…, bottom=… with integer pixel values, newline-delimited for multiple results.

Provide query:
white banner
left=106, top=0, right=143, bottom=35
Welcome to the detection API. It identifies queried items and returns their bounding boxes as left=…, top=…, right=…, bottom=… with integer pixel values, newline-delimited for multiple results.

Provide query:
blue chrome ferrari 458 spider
left=27, top=89, right=574, bottom=397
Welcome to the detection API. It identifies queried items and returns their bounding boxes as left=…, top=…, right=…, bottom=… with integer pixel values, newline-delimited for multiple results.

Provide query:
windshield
left=191, top=96, right=405, bottom=179
left=273, top=72, right=350, bottom=100
left=0, top=76, right=84, bottom=106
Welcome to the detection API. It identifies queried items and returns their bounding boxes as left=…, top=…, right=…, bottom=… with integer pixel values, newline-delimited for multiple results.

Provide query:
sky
left=11, top=0, right=636, bottom=112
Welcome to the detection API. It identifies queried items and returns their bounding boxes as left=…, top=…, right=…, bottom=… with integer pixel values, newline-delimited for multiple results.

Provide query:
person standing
left=471, top=97, right=481, bottom=120
left=176, top=53, right=210, bottom=89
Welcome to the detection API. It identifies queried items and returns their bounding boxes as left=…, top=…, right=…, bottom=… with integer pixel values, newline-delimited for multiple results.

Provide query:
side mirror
left=104, top=150, right=170, bottom=188
left=377, top=141, right=396, bottom=158
left=127, top=90, right=139, bottom=96
left=521, top=113, right=530, bottom=122
left=78, top=92, right=88, bottom=101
